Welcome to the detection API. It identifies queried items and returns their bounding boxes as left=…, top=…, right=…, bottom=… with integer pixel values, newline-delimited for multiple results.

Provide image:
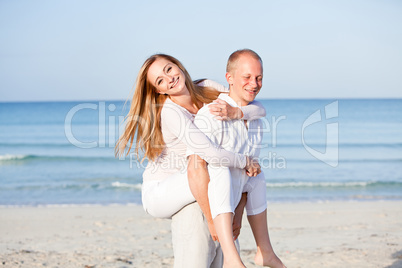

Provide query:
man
left=172, top=49, right=284, bottom=267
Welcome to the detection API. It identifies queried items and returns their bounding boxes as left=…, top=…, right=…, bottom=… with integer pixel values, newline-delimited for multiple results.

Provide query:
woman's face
left=147, top=58, right=187, bottom=96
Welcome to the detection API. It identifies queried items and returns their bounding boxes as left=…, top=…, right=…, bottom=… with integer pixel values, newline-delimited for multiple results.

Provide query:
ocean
left=0, top=99, right=401, bottom=206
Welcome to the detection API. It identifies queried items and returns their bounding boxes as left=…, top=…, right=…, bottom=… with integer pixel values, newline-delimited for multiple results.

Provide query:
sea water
left=0, top=99, right=401, bottom=206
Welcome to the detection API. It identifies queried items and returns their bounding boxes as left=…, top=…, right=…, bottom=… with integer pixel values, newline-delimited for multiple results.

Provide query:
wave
left=1, top=181, right=143, bottom=192
left=110, top=181, right=401, bottom=190
left=1, top=141, right=401, bottom=149
left=280, top=158, right=402, bottom=163
left=0, top=154, right=119, bottom=162
left=266, top=181, right=402, bottom=188
left=1, top=153, right=400, bottom=166
left=5, top=180, right=397, bottom=191
left=339, top=142, right=402, bottom=148
left=339, top=159, right=402, bottom=163
left=0, top=142, right=74, bottom=148
left=111, top=181, right=142, bottom=190
left=0, top=154, right=35, bottom=161
left=0, top=142, right=120, bottom=149
left=267, top=142, right=402, bottom=148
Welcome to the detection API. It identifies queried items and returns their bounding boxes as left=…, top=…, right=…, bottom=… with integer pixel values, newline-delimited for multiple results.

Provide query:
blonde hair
left=226, top=49, right=262, bottom=73
left=115, top=54, right=220, bottom=161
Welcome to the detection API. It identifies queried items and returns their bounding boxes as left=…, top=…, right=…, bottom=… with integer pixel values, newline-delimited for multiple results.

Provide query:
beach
left=1, top=100, right=402, bottom=267
left=1, top=200, right=401, bottom=268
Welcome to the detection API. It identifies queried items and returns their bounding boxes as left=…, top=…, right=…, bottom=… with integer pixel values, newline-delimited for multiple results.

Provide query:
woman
left=116, top=54, right=263, bottom=216
left=116, top=54, right=268, bottom=267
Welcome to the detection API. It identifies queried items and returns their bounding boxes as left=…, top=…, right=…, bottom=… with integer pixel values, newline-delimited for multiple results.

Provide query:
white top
left=142, top=80, right=265, bottom=182
left=188, top=93, right=263, bottom=184
left=189, top=93, right=263, bottom=159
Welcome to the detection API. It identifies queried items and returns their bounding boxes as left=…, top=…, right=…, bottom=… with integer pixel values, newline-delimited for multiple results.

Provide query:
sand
left=0, top=201, right=401, bottom=268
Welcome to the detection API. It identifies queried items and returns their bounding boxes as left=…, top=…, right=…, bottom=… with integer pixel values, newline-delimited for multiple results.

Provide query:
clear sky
left=0, top=0, right=401, bottom=101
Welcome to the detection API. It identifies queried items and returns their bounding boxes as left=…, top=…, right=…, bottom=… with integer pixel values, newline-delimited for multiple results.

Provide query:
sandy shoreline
left=1, top=201, right=401, bottom=268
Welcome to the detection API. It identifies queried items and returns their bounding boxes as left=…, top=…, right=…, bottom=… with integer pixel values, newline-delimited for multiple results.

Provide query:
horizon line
left=1, top=97, right=402, bottom=104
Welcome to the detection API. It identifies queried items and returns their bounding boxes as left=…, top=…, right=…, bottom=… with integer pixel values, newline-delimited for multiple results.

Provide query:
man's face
left=226, top=55, right=263, bottom=106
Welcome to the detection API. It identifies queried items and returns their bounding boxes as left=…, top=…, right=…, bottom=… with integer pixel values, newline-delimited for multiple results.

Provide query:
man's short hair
left=226, top=49, right=263, bottom=73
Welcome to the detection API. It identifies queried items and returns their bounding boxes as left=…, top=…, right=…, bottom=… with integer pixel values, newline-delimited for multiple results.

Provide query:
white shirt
left=189, top=93, right=263, bottom=183
left=142, top=80, right=265, bottom=182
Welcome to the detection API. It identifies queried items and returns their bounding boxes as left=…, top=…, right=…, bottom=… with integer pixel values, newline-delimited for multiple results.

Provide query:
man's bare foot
left=254, top=249, right=286, bottom=268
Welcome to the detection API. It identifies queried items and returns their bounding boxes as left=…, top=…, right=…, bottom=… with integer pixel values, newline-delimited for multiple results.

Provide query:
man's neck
left=228, top=91, right=249, bottom=107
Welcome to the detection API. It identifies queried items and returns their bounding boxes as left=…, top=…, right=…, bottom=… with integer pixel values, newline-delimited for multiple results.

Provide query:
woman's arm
left=199, top=79, right=266, bottom=120
left=209, top=98, right=266, bottom=120
left=162, top=103, right=246, bottom=169
left=240, top=100, right=266, bottom=119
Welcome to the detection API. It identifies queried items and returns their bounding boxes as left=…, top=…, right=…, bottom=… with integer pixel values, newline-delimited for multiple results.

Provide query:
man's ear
left=225, top=72, right=233, bottom=85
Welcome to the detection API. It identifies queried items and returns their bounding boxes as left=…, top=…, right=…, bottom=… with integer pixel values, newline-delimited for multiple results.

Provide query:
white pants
left=243, top=171, right=268, bottom=216
left=142, top=166, right=267, bottom=219
left=206, top=166, right=267, bottom=218
left=171, top=202, right=224, bottom=268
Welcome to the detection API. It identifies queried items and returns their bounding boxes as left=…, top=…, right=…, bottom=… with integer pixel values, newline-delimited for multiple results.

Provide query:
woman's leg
left=188, top=155, right=245, bottom=267
left=142, top=171, right=195, bottom=219
left=187, top=155, right=217, bottom=241
left=214, top=213, right=245, bottom=268
left=244, top=172, right=286, bottom=268
left=207, top=165, right=245, bottom=267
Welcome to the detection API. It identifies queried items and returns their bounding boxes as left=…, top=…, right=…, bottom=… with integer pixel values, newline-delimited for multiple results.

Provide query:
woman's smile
left=147, top=58, right=186, bottom=95
left=171, top=77, right=179, bottom=89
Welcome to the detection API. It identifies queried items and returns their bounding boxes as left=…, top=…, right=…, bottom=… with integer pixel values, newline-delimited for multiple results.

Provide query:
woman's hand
left=207, top=220, right=219, bottom=242
left=245, top=156, right=261, bottom=177
left=208, top=98, right=243, bottom=121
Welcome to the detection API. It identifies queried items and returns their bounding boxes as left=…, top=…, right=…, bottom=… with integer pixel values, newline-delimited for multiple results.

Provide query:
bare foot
left=254, top=249, right=286, bottom=268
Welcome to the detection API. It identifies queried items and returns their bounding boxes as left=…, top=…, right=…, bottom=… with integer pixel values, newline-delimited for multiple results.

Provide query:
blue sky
left=0, top=0, right=401, bottom=101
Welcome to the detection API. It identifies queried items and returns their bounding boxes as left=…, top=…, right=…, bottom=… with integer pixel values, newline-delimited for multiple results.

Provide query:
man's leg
left=244, top=172, right=286, bottom=268
left=171, top=202, right=223, bottom=268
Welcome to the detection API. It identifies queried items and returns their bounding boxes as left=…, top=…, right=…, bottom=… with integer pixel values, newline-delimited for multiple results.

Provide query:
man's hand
left=208, top=98, right=243, bottom=121
left=245, top=156, right=261, bottom=177
left=233, top=193, right=247, bottom=240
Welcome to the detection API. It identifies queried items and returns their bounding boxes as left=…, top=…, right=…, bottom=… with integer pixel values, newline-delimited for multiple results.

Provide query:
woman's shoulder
left=161, top=99, right=179, bottom=116
left=161, top=98, right=191, bottom=120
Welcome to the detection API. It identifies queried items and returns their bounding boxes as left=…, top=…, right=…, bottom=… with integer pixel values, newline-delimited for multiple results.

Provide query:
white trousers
left=171, top=202, right=224, bottom=268
left=142, top=166, right=267, bottom=219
